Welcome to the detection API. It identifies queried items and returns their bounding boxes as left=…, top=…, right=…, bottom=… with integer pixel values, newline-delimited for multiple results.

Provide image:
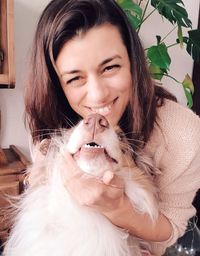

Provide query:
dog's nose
left=84, top=114, right=109, bottom=134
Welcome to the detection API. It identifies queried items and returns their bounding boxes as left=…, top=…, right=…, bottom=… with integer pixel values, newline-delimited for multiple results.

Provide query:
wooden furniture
left=0, top=0, right=15, bottom=88
left=0, top=145, right=30, bottom=243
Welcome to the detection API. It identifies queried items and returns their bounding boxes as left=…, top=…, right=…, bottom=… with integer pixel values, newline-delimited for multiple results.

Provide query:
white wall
left=0, top=0, right=50, bottom=159
left=0, top=0, right=199, bottom=159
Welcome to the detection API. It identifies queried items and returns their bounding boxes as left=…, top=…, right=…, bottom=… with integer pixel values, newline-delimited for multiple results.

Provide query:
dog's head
left=64, top=114, right=134, bottom=176
left=28, top=114, right=135, bottom=187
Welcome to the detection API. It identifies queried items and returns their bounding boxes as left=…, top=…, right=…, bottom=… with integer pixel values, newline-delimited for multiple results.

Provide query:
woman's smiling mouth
left=87, top=98, right=118, bottom=115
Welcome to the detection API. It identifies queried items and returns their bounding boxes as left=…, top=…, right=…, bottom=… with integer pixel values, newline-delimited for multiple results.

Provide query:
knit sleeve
left=147, top=100, right=200, bottom=255
left=150, top=145, right=200, bottom=255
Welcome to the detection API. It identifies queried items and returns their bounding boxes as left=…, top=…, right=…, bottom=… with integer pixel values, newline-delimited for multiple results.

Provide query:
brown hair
left=25, top=0, right=176, bottom=154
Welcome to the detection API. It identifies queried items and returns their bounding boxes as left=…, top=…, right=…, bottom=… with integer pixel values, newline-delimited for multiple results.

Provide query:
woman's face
left=56, top=24, right=132, bottom=126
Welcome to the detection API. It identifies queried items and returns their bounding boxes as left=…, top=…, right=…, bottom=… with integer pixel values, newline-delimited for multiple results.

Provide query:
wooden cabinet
left=0, top=0, right=15, bottom=88
left=0, top=145, right=30, bottom=243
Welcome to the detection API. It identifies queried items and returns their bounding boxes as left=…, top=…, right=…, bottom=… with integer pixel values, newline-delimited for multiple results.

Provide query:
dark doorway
left=192, top=5, right=200, bottom=227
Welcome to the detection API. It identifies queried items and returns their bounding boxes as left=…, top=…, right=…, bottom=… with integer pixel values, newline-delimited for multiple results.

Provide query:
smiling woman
left=56, top=24, right=132, bottom=126
left=21, top=1, right=200, bottom=256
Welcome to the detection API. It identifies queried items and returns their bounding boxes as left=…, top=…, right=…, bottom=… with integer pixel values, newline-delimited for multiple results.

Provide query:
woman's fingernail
left=103, top=171, right=114, bottom=184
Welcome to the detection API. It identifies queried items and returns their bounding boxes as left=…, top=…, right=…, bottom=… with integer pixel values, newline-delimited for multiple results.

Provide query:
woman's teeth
left=91, top=103, right=112, bottom=115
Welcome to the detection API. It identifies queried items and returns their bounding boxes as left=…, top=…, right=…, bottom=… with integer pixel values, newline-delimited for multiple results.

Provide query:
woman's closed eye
left=66, top=76, right=82, bottom=85
left=103, top=64, right=121, bottom=73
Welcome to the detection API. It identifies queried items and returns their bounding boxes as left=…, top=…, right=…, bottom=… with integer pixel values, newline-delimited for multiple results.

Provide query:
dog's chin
left=73, top=147, right=118, bottom=176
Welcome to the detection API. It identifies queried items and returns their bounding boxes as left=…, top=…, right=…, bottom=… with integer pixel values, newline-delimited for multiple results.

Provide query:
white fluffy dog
left=3, top=114, right=158, bottom=256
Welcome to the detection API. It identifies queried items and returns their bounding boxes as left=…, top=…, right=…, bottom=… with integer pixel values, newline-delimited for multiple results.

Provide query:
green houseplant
left=117, top=0, right=200, bottom=107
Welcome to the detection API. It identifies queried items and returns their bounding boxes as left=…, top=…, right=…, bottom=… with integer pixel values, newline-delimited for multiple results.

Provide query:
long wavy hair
left=25, top=0, right=176, bottom=155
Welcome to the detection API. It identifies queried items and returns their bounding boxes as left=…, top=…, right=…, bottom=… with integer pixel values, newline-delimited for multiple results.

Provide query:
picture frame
left=0, top=0, right=15, bottom=88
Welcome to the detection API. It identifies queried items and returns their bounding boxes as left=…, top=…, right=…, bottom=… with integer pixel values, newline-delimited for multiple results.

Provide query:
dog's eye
left=117, top=133, right=129, bottom=154
left=118, top=132, right=125, bottom=141
left=121, top=148, right=126, bottom=154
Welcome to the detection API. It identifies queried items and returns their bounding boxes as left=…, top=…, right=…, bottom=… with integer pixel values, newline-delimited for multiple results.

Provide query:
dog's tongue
left=79, top=145, right=104, bottom=157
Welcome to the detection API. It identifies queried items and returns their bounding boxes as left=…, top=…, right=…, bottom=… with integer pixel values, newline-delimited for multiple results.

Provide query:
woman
left=25, top=0, right=200, bottom=255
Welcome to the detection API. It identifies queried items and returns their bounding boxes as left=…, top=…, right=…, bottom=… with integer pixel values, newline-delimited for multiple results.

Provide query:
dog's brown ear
left=39, top=139, right=51, bottom=156
left=26, top=139, right=51, bottom=190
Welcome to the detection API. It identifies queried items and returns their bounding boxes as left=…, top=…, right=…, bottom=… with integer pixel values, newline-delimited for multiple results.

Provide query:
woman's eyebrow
left=99, top=55, right=122, bottom=66
left=61, top=69, right=81, bottom=76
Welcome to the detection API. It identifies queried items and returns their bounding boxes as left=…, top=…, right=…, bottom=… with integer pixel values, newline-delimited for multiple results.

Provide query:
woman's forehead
left=56, top=24, right=128, bottom=72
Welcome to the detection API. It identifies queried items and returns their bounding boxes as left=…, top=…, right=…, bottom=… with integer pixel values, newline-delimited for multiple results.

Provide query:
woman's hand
left=62, top=151, right=172, bottom=242
left=62, top=151, right=125, bottom=214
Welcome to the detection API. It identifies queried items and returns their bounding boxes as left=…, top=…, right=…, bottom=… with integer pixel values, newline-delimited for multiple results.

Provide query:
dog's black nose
left=84, top=114, right=109, bottom=134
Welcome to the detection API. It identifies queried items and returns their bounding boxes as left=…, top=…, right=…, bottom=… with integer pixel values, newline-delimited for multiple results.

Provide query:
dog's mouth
left=73, top=142, right=118, bottom=164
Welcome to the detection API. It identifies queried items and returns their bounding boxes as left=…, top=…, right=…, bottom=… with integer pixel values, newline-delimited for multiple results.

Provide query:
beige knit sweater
left=144, top=99, right=200, bottom=255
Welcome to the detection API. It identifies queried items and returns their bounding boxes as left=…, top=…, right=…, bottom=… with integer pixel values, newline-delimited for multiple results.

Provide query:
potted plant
left=117, top=0, right=200, bottom=107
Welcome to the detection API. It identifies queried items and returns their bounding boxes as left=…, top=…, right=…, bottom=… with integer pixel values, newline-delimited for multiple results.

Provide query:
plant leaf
left=117, top=0, right=143, bottom=29
left=182, top=74, right=194, bottom=108
left=156, top=35, right=162, bottom=45
left=183, top=88, right=193, bottom=108
left=177, top=25, right=183, bottom=48
left=117, top=0, right=142, bottom=17
left=147, top=43, right=171, bottom=70
left=149, top=63, right=164, bottom=80
left=125, top=10, right=141, bottom=29
left=186, top=30, right=200, bottom=62
left=177, top=30, right=200, bottom=61
left=182, top=74, right=194, bottom=94
left=151, top=0, right=192, bottom=28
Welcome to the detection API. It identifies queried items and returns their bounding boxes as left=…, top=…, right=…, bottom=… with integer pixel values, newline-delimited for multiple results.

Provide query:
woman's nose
left=87, top=76, right=109, bottom=103
left=83, top=114, right=109, bottom=135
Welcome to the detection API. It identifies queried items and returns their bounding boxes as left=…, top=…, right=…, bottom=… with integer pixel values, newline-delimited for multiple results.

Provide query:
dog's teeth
left=83, top=144, right=91, bottom=148
left=83, top=143, right=103, bottom=148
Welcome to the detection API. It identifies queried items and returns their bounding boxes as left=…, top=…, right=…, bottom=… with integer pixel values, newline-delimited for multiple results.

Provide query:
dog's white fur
left=4, top=117, right=158, bottom=256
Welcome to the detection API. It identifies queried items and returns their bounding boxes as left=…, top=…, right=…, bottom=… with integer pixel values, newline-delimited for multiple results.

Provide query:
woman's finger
left=102, top=171, right=114, bottom=184
left=102, top=171, right=124, bottom=189
left=61, top=150, right=82, bottom=178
